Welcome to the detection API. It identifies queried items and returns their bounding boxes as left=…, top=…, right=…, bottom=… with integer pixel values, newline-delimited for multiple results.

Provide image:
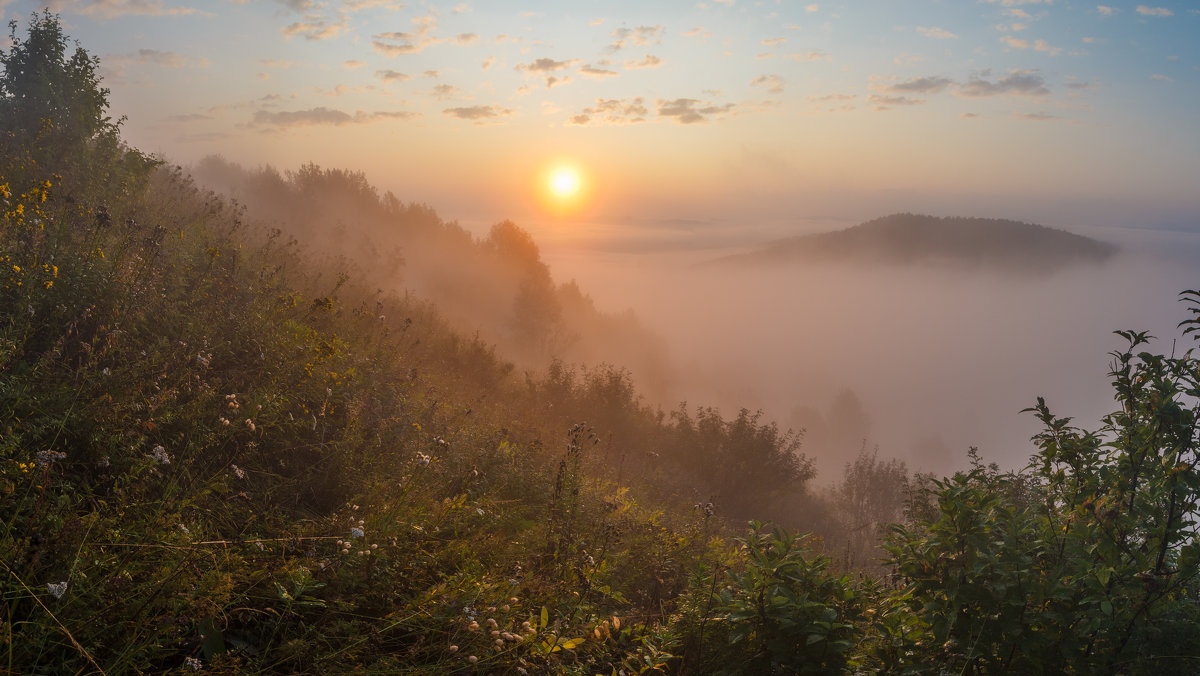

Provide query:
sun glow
left=536, top=160, right=591, bottom=217
left=550, top=168, right=581, bottom=198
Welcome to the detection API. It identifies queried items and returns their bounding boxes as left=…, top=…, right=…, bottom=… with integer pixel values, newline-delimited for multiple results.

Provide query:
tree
left=883, top=297, right=1200, bottom=673
left=0, top=11, right=154, bottom=192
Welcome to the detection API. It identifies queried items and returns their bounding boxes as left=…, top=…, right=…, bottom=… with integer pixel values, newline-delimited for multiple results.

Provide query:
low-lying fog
left=528, top=219, right=1200, bottom=481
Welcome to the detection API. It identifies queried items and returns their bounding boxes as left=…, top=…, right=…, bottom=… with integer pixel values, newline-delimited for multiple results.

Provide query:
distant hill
left=711, top=213, right=1118, bottom=271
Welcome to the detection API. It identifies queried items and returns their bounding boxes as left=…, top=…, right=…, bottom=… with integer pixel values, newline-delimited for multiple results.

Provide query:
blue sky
left=4, top=0, right=1199, bottom=236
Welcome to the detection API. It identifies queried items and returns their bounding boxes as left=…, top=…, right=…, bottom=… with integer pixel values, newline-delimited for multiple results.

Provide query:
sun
left=536, top=161, right=590, bottom=216
left=549, top=167, right=582, bottom=198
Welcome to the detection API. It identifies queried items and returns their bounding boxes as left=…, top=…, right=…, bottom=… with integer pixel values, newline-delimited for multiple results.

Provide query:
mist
left=191, top=156, right=1200, bottom=483
left=534, top=221, right=1200, bottom=481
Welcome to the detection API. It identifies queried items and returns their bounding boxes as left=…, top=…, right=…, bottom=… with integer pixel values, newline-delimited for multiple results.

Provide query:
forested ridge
left=3, top=14, right=1199, bottom=674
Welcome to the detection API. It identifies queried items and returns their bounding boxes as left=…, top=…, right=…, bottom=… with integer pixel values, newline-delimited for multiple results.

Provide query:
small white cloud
left=917, top=26, right=957, bottom=39
left=1136, top=6, right=1172, bottom=17
left=624, top=54, right=663, bottom=69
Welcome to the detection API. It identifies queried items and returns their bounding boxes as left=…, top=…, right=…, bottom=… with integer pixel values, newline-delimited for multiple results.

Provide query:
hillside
left=713, top=213, right=1118, bottom=271
left=4, top=14, right=1200, bottom=675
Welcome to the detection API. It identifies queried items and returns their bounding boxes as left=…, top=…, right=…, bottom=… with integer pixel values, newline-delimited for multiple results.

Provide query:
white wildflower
left=47, top=581, right=67, bottom=599
left=148, top=445, right=171, bottom=465
left=350, top=527, right=364, bottom=539
left=185, top=656, right=202, bottom=671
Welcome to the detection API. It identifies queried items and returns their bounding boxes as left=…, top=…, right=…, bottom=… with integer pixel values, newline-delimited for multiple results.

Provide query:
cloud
left=105, top=48, right=208, bottom=76
left=343, top=0, right=406, bottom=9
left=443, top=105, right=513, bottom=122
left=431, top=83, right=460, bottom=99
left=656, top=98, right=736, bottom=124
left=805, top=3, right=819, bottom=12
left=283, top=15, right=348, bottom=41
left=1136, top=6, right=1172, bottom=17
left=1001, top=36, right=1029, bottom=49
left=624, top=55, right=663, bottom=69
left=809, top=92, right=855, bottom=102
left=545, top=75, right=572, bottom=89
left=959, top=70, right=1050, bottom=97
left=372, top=14, right=442, bottom=55
left=1014, top=111, right=1061, bottom=121
left=516, top=57, right=580, bottom=73
left=566, top=97, right=649, bottom=126
left=980, top=0, right=1051, bottom=5
left=1096, top=5, right=1118, bottom=17
left=1004, top=9, right=1032, bottom=18
left=917, top=26, right=957, bottom=39
left=451, top=3, right=471, bottom=14
left=322, top=84, right=377, bottom=97
left=47, top=0, right=205, bottom=19
left=750, top=74, right=785, bottom=94
left=481, top=56, right=495, bottom=71
left=251, top=106, right=417, bottom=129
left=578, top=64, right=619, bottom=78
left=683, top=27, right=712, bottom=38
left=608, top=25, right=664, bottom=51
left=343, top=60, right=367, bottom=69
left=375, top=69, right=411, bottom=82
left=881, top=75, right=954, bottom=94
left=787, top=50, right=832, bottom=62
left=868, top=94, right=925, bottom=109
left=455, top=33, right=480, bottom=45
left=1151, top=73, right=1173, bottom=82
left=761, top=37, right=788, bottom=46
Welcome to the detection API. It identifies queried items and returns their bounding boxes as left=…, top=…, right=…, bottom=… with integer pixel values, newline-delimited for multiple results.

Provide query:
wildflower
left=491, top=630, right=500, bottom=637
left=468, top=621, right=479, bottom=632
left=196, top=353, right=211, bottom=367
left=185, top=656, right=202, bottom=671
left=47, top=581, right=67, bottom=599
left=501, top=631, right=515, bottom=641
left=98, top=456, right=110, bottom=468
left=101, top=367, right=110, bottom=376
left=350, top=527, right=364, bottom=539
left=468, top=656, right=478, bottom=664
left=254, top=541, right=265, bottom=551
left=178, top=523, right=190, bottom=534
left=36, top=450, right=66, bottom=465
left=220, top=418, right=230, bottom=426
left=230, top=464, right=245, bottom=479
left=370, top=543, right=377, bottom=549
left=148, top=445, right=171, bottom=465
left=494, top=638, right=504, bottom=647
left=448, top=645, right=459, bottom=653
left=341, top=548, right=350, bottom=555
left=245, top=419, right=256, bottom=432
left=486, top=618, right=497, bottom=628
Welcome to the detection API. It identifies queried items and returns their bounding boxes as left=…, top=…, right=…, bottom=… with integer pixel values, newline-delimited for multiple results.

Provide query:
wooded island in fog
left=714, top=213, right=1118, bottom=271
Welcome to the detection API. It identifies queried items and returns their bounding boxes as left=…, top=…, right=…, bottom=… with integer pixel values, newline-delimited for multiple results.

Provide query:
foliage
left=885, top=326, right=1200, bottom=673
left=675, top=522, right=862, bottom=675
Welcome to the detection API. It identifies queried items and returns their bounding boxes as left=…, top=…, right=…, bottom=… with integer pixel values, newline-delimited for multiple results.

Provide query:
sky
left=3, top=0, right=1200, bottom=242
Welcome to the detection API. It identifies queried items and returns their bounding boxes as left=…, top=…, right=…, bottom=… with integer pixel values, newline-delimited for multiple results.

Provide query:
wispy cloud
left=283, top=14, right=348, bottom=41
left=624, top=55, right=663, bottom=70
left=515, top=58, right=580, bottom=73
left=567, top=98, right=649, bottom=126
left=443, top=105, right=513, bottom=122
left=251, top=106, right=417, bottom=129
left=375, top=69, right=411, bottom=82
left=959, top=70, right=1050, bottom=97
left=761, top=37, right=788, bottom=46
left=578, top=64, right=619, bottom=78
left=656, top=98, right=736, bottom=124
left=372, top=14, right=442, bottom=55
left=47, top=0, right=206, bottom=19
left=787, top=50, right=832, bottom=62
left=342, top=60, right=367, bottom=69
left=1136, top=6, right=1173, bottom=17
left=750, top=74, right=785, bottom=94
left=608, top=25, right=664, bottom=52
left=868, top=94, right=925, bottom=110
left=917, top=26, right=957, bottom=39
